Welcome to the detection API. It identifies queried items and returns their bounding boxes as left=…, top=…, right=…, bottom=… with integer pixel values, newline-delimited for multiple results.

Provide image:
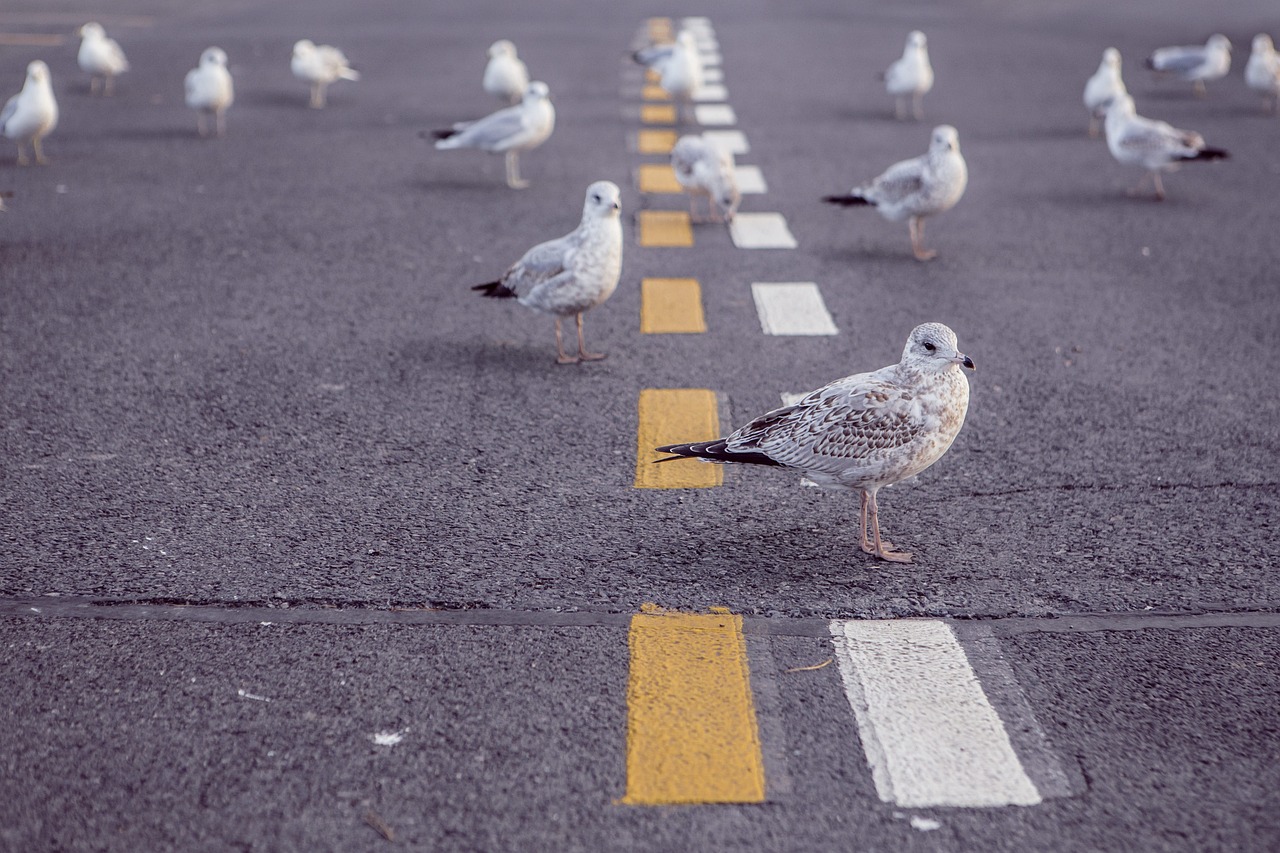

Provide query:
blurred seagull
left=483, top=40, right=529, bottom=105
left=185, top=47, right=234, bottom=137
left=1145, top=34, right=1231, bottom=96
left=471, top=181, right=623, bottom=364
left=1083, top=47, right=1127, bottom=137
left=1245, top=34, right=1280, bottom=113
left=1103, top=93, right=1228, bottom=200
left=431, top=81, right=555, bottom=189
left=671, top=134, right=740, bottom=223
left=76, top=22, right=128, bottom=96
left=633, top=30, right=703, bottom=122
left=882, top=30, right=934, bottom=121
left=2, top=61, right=58, bottom=165
left=656, top=323, right=975, bottom=564
left=823, top=125, right=967, bottom=261
left=291, top=40, right=359, bottom=109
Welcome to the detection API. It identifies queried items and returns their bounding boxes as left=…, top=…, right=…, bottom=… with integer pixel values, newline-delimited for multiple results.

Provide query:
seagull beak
left=952, top=352, right=976, bottom=371
left=611, top=200, right=621, bottom=211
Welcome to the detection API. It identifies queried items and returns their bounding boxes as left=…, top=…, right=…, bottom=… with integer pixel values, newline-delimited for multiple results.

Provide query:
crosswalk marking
left=703, top=129, right=748, bottom=155
left=830, top=620, right=1043, bottom=808
left=734, top=165, right=768, bottom=194
left=637, top=210, right=693, bottom=247
left=751, top=283, right=838, bottom=335
left=694, top=104, right=736, bottom=126
left=641, top=278, right=706, bottom=333
left=694, top=84, right=730, bottom=102
left=634, top=389, right=722, bottom=488
left=702, top=67, right=724, bottom=84
left=636, top=164, right=683, bottom=194
left=730, top=212, right=798, bottom=249
left=635, top=129, right=677, bottom=154
left=622, top=606, right=766, bottom=804
left=640, top=104, right=677, bottom=125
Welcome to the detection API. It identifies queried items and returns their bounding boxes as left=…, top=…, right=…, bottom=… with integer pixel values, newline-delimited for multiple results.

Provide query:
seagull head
left=523, top=81, right=550, bottom=103
left=904, top=323, right=975, bottom=372
left=1102, top=47, right=1121, bottom=67
left=1207, top=34, right=1232, bottom=53
left=929, top=125, right=960, bottom=155
left=907, top=31, right=927, bottom=49
left=76, top=22, right=104, bottom=39
left=1252, top=34, right=1273, bottom=54
left=584, top=181, right=622, bottom=218
left=293, top=39, right=316, bottom=57
left=488, top=40, right=516, bottom=58
left=26, top=60, right=50, bottom=84
left=201, top=47, right=228, bottom=67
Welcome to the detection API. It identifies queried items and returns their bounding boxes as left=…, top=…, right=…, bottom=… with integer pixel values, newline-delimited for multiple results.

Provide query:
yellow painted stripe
left=622, top=605, right=765, bottom=804
left=641, top=278, right=706, bottom=334
left=635, top=389, right=721, bottom=488
left=645, top=68, right=661, bottom=84
left=637, top=210, right=693, bottom=247
left=647, top=18, right=673, bottom=41
left=640, top=104, right=677, bottom=125
left=636, top=129, right=677, bottom=155
left=0, top=33, right=67, bottom=46
left=642, top=84, right=670, bottom=101
left=637, top=164, right=683, bottom=195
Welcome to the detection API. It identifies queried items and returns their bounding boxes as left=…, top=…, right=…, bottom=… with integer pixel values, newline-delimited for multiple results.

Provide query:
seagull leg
left=104, top=75, right=115, bottom=97
left=1152, top=171, right=1166, bottom=201
left=867, top=491, right=913, bottom=563
left=909, top=217, right=936, bottom=261
left=912, top=92, right=924, bottom=121
left=90, top=76, right=101, bottom=96
left=32, top=135, right=48, bottom=166
left=575, top=312, right=606, bottom=361
left=858, top=491, right=874, bottom=554
left=196, top=112, right=208, bottom=137
left=1193, top=80, right=1206, bottom=98
left=505, top=151, right=529, bottom=189
left=554, top=317, right=578, bottom=365
left=215, top=108, right=227, bottom=138
left=1087, top=114, right=1099, bottom=138
left=894, top=96, right=906, bottom=121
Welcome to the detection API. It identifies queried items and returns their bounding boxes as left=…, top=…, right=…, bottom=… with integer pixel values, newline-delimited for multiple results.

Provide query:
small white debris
left=910, top=816, right=941, bottom=832
left=373, top=730, right=406, bottom=747
left=237, top=689, right=271, bottom=702
left=55, top=185, right=68, bottom=194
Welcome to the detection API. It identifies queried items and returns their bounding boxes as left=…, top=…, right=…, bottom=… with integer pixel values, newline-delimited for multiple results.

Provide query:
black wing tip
left=1192, top=146, right=1229, bottom=161
left=1143, top=57, right=1158, bottom=70
left=822, top=193, right=869, bottom=207
left=653, top=441, right=783, bottom=467
left=425, top=128, right=457, bottom=141
left=472, top=280, right=515, bottom=298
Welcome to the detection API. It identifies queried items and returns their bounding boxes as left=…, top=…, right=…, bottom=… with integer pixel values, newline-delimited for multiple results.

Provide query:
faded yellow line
left=640, top=104, right=677, bottom=125
left=635, top=389, right=721, bottom=488
left=645, top=68, right=661, bottom=84
left=0, top=33, right=66, bottom=46
left=637, top=210, right=692, bottom=247
left=622, top=605, right=765, bottom=804
left=641, top=84, right=670, bottom=101
left=646, top=18, right=673, bottom=42
left=636, top=164, right=683, bottom=194
left=636, top=129, right=676, bottom=154
left=641, top=278, right=706, bottom=334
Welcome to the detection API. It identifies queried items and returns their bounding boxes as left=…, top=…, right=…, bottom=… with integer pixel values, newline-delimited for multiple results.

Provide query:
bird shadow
left=107, top=126, right=204, bottom=141
left=237, top=90, right=311, bottom=110
left=396, top=334, right=610, bottom=379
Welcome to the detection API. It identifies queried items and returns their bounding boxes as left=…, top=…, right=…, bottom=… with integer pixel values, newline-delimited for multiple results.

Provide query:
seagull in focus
left=671, top=134, right=740, bottom=223
left=1084, top=47, right=1127, bottom=137
left=291, top=40, right=359, bottom=109
left=633, top=30, right=703, bottom=122
left=431, top=81, right=555, bottom=189
left=185, top=47, right=234, bottom=137
left=483, top=40, right=529, bottom=105
left=76, top=22, right=128, bottom=96
left=471, top=181, right=623, bottom=364
left=1103, top=93, right=1228, bottom=200
left=656, top=323, right=975, bottom=564
left=1145, top=34, right=1231, bottom=96
left=1245, top=34, right=1280, bottom=113
left=881, top=30, right=934, bottom=121
left=2, top=61, right=58, bottom=165
left=823, top=125, right=967, bottom=261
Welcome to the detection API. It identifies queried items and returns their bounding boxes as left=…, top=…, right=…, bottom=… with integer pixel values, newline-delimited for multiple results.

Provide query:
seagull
left=431, top=81, right=555, bottom=189
left=1103, top=93, right=1228, bottom=200
left=185, top=47, right=234, bottom=137
left=1084, top=47, right=1127, bottom=138
left=291, top=40, right=359, bottom=109
left=671, top=134, right=740, bottom=223
left=2, top=61, right=58, bottom=165
left=882, top=30, right=934, bottom=121
left=822, top=125, right=967, bottom=261
left=471, top=181, right=623, bottom=364
left=76, top=22, right=128, bottom=96
left=656, top=323, right=974, bottom=564
left=1245, top=34, right=1280, bottom=113
left=633, top=30, right=703, bottom=122
left=1145, top=34, right=1231, bottom=96
left=483, top=40, right=529, bottom=105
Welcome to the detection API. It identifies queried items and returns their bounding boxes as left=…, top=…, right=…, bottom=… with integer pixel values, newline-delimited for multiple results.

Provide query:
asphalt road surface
left=1, top=0, right=1278, bottom=850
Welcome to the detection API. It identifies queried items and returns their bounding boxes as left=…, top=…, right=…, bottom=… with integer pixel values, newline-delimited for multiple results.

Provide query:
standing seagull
left=1145, top=34, right=1231, bottom=96
left=2, top=61, right=58, bottom=165
left=823, top=125, right=967, bottom=262
left=1245, top=34, right=1280, bottom=113
left=1103, top=94, right=1228, bottom=200
left=291, top=40, right=359, bottom=109
left=882, top=31, right=934, bottom=121
left=76, top=22, right=128, bottom=96
left=1083, top=47, right=1127, bottom=138
left=472, top=181, right=623, bottom=364
left=483, top=40, right=529, bottom=105
left=432, top=81, right=555, bottom=189
left=633, top=30, right=703, bottom=122
left=656, top=323, right=975, bottom=564
left=185, top=47, right=234, bottom=137
left=671, top=134, right=740, bottom=223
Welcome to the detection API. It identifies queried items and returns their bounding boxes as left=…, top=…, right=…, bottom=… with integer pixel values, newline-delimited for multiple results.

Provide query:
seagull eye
left=592, top=194, right=600, bottom=203
left=923, top=342, right=937, bottom=353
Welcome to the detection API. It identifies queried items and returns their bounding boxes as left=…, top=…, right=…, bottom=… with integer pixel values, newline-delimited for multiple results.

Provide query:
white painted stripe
left=702, top=130, right=748, bottom=155
left=702, top=67, right=724, bottom=84
left=730, top=213, right=797, bottom=249
left=751, top=283, right=838, bottom=335
left=693, top=84, right=729, bottom=102
left=695, top=104, right=736, bottom=126
left=681, top=17, right=713, bottom=30
left=700, top=51, right=724, bottom=67
left=829, top=620, right=1043, bottom=808
left=734, top=165, right=767, bottom=194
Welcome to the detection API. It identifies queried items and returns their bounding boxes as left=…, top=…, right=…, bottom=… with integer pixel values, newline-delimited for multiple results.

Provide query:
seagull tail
left=1143, top=56, right=1160, bottom=71
left=339, top=68, right=361, bottom=81
left=653, top=440, right=782, bottom=467
left=822, top=192, right=871, bottom=207
left=427, top=127, right=462, bottom=148
left=1184, top=146, right=1229, bottom=162
left=472, top=280, right=516, bottom=299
